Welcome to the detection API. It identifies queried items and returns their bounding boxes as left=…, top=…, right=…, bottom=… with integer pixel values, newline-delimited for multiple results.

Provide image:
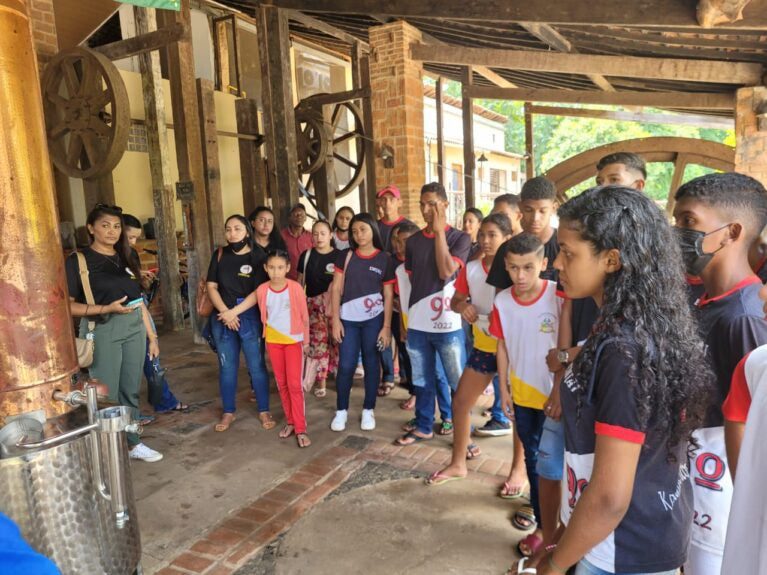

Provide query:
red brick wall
left=735, top=86, right=767, bottom=186
left=27, top=0, right=59, bottom=69
left=368, top=21, right=426, bottom=224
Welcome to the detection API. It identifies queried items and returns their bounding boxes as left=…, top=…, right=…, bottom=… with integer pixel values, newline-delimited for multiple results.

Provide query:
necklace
left=92, top=248, right=121, bottom=270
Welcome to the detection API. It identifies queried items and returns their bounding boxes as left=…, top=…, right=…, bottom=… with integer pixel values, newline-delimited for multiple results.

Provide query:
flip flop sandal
left=516, top=532, right=544, bottom=558
left=214, top=414, right=236, bottom=432
left=279, top=425, right=295, bottom=439
left=313, top=387, right=327, bottom=398
left=425, top=471, right=465, bottom=486
left=259, top=412, right=276, bottom=430
left=466, top=443, right=482, bottom=460
left=512, top=505, right=537, bottom=531
left=499, top=480, right=529, bottom=500
left=296, top=433, right=312, bottom=448
left=377, top=382, right=395, bottom=397
left=394, top=431, right=433, bottom=446
left=402, top=418, right=417, bottom=432
left=439, top=420, right=454, bottom=436
left=507, top=557, right=537, bottom=575
left=171, top=402, right=190, bottom=412
left=399, top=396, right=416, bottom=410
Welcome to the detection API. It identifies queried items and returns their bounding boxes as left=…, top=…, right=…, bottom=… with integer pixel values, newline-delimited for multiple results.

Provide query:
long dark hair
left=333, top=206, right=355, bottom=231
left=558, top=186, right=712, bottom=457
left=349, top=212, right=384, bottom=251
left=86, top=204, right=141, bottom=281
left=225, top=214, right=256, bottom=251
left=248, top=206, right=286, bottom=250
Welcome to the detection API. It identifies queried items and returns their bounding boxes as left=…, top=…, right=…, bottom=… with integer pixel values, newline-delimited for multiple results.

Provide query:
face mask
left=674, top=225, right=729, bottom=277
left=228, top=237, right=249, bottom=252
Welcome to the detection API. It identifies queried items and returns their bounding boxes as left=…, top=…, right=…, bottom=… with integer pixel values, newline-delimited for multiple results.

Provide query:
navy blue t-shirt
left=377, top=216, right=414, bottom=254
left=335, top=249, right=395, bottom=321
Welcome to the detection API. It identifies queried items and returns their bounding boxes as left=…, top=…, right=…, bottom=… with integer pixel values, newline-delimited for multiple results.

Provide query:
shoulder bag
left=75, top=252, right=97, bottom=368
left=197, top=247, right=224, bottom=318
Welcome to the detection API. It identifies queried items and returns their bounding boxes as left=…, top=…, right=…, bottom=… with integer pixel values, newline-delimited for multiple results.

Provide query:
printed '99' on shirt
left=335, top=248, right=395, bottom=321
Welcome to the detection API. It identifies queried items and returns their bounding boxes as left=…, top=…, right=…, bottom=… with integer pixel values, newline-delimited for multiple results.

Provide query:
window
left=490, top=168, right=504, bottom=195
left=213, top=15, right=261, bottom=99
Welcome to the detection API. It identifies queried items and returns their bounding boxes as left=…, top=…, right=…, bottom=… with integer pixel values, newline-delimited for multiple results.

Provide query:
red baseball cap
left=376, top=185, right=401, bottom=199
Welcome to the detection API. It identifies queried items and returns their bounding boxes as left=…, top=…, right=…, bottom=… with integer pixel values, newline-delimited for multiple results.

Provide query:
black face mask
left=674, top=225, right=729, bottom=277
left=228, top=238, right=249, bottom=252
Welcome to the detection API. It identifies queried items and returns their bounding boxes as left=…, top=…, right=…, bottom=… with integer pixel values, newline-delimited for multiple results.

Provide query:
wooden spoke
left=66, top=134, right=83, bottom=168
left=333, top=152, right=358, bottom=169
left=49, top=122, right=70, bottom=140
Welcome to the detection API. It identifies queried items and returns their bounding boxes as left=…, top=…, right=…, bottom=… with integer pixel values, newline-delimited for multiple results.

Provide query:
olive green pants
left=81, top=310, right=145, bottom=447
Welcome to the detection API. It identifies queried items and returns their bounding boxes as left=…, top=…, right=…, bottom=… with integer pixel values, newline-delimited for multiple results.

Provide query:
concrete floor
left=132, top=329, right=523, bottom=574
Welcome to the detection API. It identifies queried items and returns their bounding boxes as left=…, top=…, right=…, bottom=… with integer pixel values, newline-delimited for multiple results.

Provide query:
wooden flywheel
left=41, top=47, right=130, bottom=179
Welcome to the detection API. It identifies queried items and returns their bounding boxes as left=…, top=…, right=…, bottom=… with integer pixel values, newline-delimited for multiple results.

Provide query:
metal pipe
left=106, top=431, right=129, bottom=528
left=15, top=422, right=99, bottom=449
left=0, top=0, right=78, bottom=425
left=86, top=385, right=110, bottom=502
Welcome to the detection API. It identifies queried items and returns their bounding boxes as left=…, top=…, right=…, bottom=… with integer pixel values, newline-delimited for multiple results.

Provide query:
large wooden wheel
left=295, top=99, right=367, bottom=199
left=42, top=47, right=130, bottom=179
left=544, top=137, right=735, bottom=208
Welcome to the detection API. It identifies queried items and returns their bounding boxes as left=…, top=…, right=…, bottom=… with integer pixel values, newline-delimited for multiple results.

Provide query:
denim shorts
left=576, top=558, right=678, bottom=575
left=466, top=348, right=497, bottom=374
left=535, top=416, right=565, bottom=481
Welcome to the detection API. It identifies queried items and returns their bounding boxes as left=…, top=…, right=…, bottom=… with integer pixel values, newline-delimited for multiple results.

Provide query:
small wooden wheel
left=42, top=47, right=130, bottom=179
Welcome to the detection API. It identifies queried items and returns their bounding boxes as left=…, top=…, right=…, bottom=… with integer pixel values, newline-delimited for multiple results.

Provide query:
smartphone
left=125, top=297, right=144, bottom=309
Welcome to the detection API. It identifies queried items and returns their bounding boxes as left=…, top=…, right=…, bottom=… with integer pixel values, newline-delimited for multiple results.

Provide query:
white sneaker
left=330, top=410, right=348, bottom=432
left=354, top=365, right=365, bottom=379
left=360, top=409, right=376, bottom=431
left=129, top=442, right=163, bottom=462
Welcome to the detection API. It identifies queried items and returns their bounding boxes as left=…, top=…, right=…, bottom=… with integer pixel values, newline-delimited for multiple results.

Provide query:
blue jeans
left=380, top=344, right=395, bottom=384
left=210, top=308, right=269, bottom=413
left=337, top=314, right=384, bottom=411
left=575, top=558, right=677, bottom=575
left=513, top=404, right=547, bottom=526
left=536, top=416, right=565, bottom=481
left=407, top=328, right=466, bottom=435
left=490, top=374, right=511, bottom=425
left=391, top=312, right=412, bottom=392
left=142, top=346, right=179, bottom=412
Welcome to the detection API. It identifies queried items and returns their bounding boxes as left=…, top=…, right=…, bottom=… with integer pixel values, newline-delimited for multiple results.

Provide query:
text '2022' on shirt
left=561, top=337, right=692, bottom=574
left=335, top=249, right=395, bottom=322
left=405, top=226, right=471, bottom=333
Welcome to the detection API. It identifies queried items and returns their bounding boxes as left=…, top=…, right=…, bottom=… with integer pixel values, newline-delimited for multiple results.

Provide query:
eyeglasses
left=95, top=203, right=123, bottom=214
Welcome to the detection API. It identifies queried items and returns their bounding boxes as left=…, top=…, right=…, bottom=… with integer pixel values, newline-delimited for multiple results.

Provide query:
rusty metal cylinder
left=0, top=0, right=78, bottom=424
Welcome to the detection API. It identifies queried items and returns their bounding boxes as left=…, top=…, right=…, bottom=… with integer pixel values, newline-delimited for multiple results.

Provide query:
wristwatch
left=557, top=349, right=571, bottom=367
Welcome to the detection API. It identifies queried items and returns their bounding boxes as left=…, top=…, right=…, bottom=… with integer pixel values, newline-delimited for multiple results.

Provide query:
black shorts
left=466, top=348, right=497, bottom=374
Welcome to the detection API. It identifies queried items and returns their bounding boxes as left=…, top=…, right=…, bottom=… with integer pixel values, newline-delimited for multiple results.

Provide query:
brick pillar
left=735, top=86, right=767, bottom=186
left=27, top=0, right=59, bottom=70
left=368, top=21, right=425, bottom=223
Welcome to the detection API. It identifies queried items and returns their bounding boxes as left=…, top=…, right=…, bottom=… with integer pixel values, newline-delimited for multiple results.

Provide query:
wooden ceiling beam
left=527, top=104, right=734, bottom=129
left=94, top=21, right=188, bottom=60
left=466, top=86, right=735, bottom=109
left=267, top=0, right=767, bottom=29
left=410, top=43, right=763, bottom=85
left=518, top=22, right=614, bottom=92
left=285, top=9, right=369, bottom=50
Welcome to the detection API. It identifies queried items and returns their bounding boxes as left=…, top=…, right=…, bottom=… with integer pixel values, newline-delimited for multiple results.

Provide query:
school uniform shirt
left=721, top=345, right=767, bottom=575
left=264, top=285, right=304, bottom=344
left=486, top=230, right=559, bottom=290
left=333, top=230, right=350, bottom=251
left=395, top=261, right=412, bottom=330
left=454, top=259, right=496, bottom=353
left=281, top=227, right=313, bottom=280
left=335, top=249, right=396, bottom=322
left=206, top=246, right=267, bottom=309
left=405, top=226, right=471, bottom=333
left=560, top=339, right=693, bottom=574
left=570, top=297, right=599, bottom=345
left=377, top=216, right=414, bottom=253
left=690, top=275, right=767, bottom=555
left=65, top=247, right=143, bottom=306
left=489, top=280, right=563, bottom=409
left=297, top=248, right=338, bottom=298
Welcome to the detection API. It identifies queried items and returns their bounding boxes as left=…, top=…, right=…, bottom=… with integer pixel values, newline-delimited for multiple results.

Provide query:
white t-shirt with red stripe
left=721, top=345, right=767, bottom=574
left=454, top=259, right=496, bottom=353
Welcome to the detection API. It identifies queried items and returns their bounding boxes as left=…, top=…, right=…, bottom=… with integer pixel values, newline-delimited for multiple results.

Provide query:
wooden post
left=351, top=41, right=376, bottom=212
left=461, top=66, right=475, bottom=208
left=135, top=6, right=184, bottom=332
left=313, top=105, right=337, bottom=221
left=82, top=174, right=115, bottom=212
left=236, top=98, right=267, bottom=216
left=257, top=5, right=300, bottom=227
left=524, top=102, right=535, bottom=177
left=158, top=0, right=212, bottom=342
left=197, top=78, right=225, bottom=247
left=666, top=153, right=689, bottom=216
left=436, top=77, right=447, bottom=186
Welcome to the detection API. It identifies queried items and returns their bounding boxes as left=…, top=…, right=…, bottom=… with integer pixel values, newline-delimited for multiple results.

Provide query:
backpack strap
left=76, top=252, right=96, bottom=333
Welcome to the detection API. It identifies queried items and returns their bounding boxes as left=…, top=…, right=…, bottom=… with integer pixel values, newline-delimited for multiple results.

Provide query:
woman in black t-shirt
left=65, top=204, right=163, bottom=463
left=207, top=215, right=271, bottom=432
left=297, top=220, right=338, bottom=398
left=249, top=206, right=286, bottom=254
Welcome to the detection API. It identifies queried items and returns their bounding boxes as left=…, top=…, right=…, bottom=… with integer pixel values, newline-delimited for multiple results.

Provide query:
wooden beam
left=236, top=98, right=268, bottom=216
left=518, top=22, right=614, bottom=92
left=524, top=102, right=534, bottom=177
left=474, top=67, right=516, bottom=89
left=313, top=105, right=337, bottom=222
left=465, top=86, right=735, bottom=110
left=462, top=66, right=475, bottom=208
left=257, top=5, right=300, bottom=227
left=285, top=9, right=369, bottom=50
left=410, top=43, right=762, bottom=85
left=267, top=0, right=767, bottom=28
left=197, top=78, right=225, bottom=248
left=436, top=77, right=447, bottom=185
left=666, top=153, right=690, bottom=215
left=697, top=0, right=753, bottom=27
left=158, top=0, right=212, bottom=341
left=351, top=41, right=376, bottom=212
left=528, top=104, right=734, bottom=129
left=302, top=88, right=371, bottom=108
left=94, top=21, right=187, bottom=61
left=82, top=174, right=115, bottom=213
left=135, top=7, right=184, bottom=332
